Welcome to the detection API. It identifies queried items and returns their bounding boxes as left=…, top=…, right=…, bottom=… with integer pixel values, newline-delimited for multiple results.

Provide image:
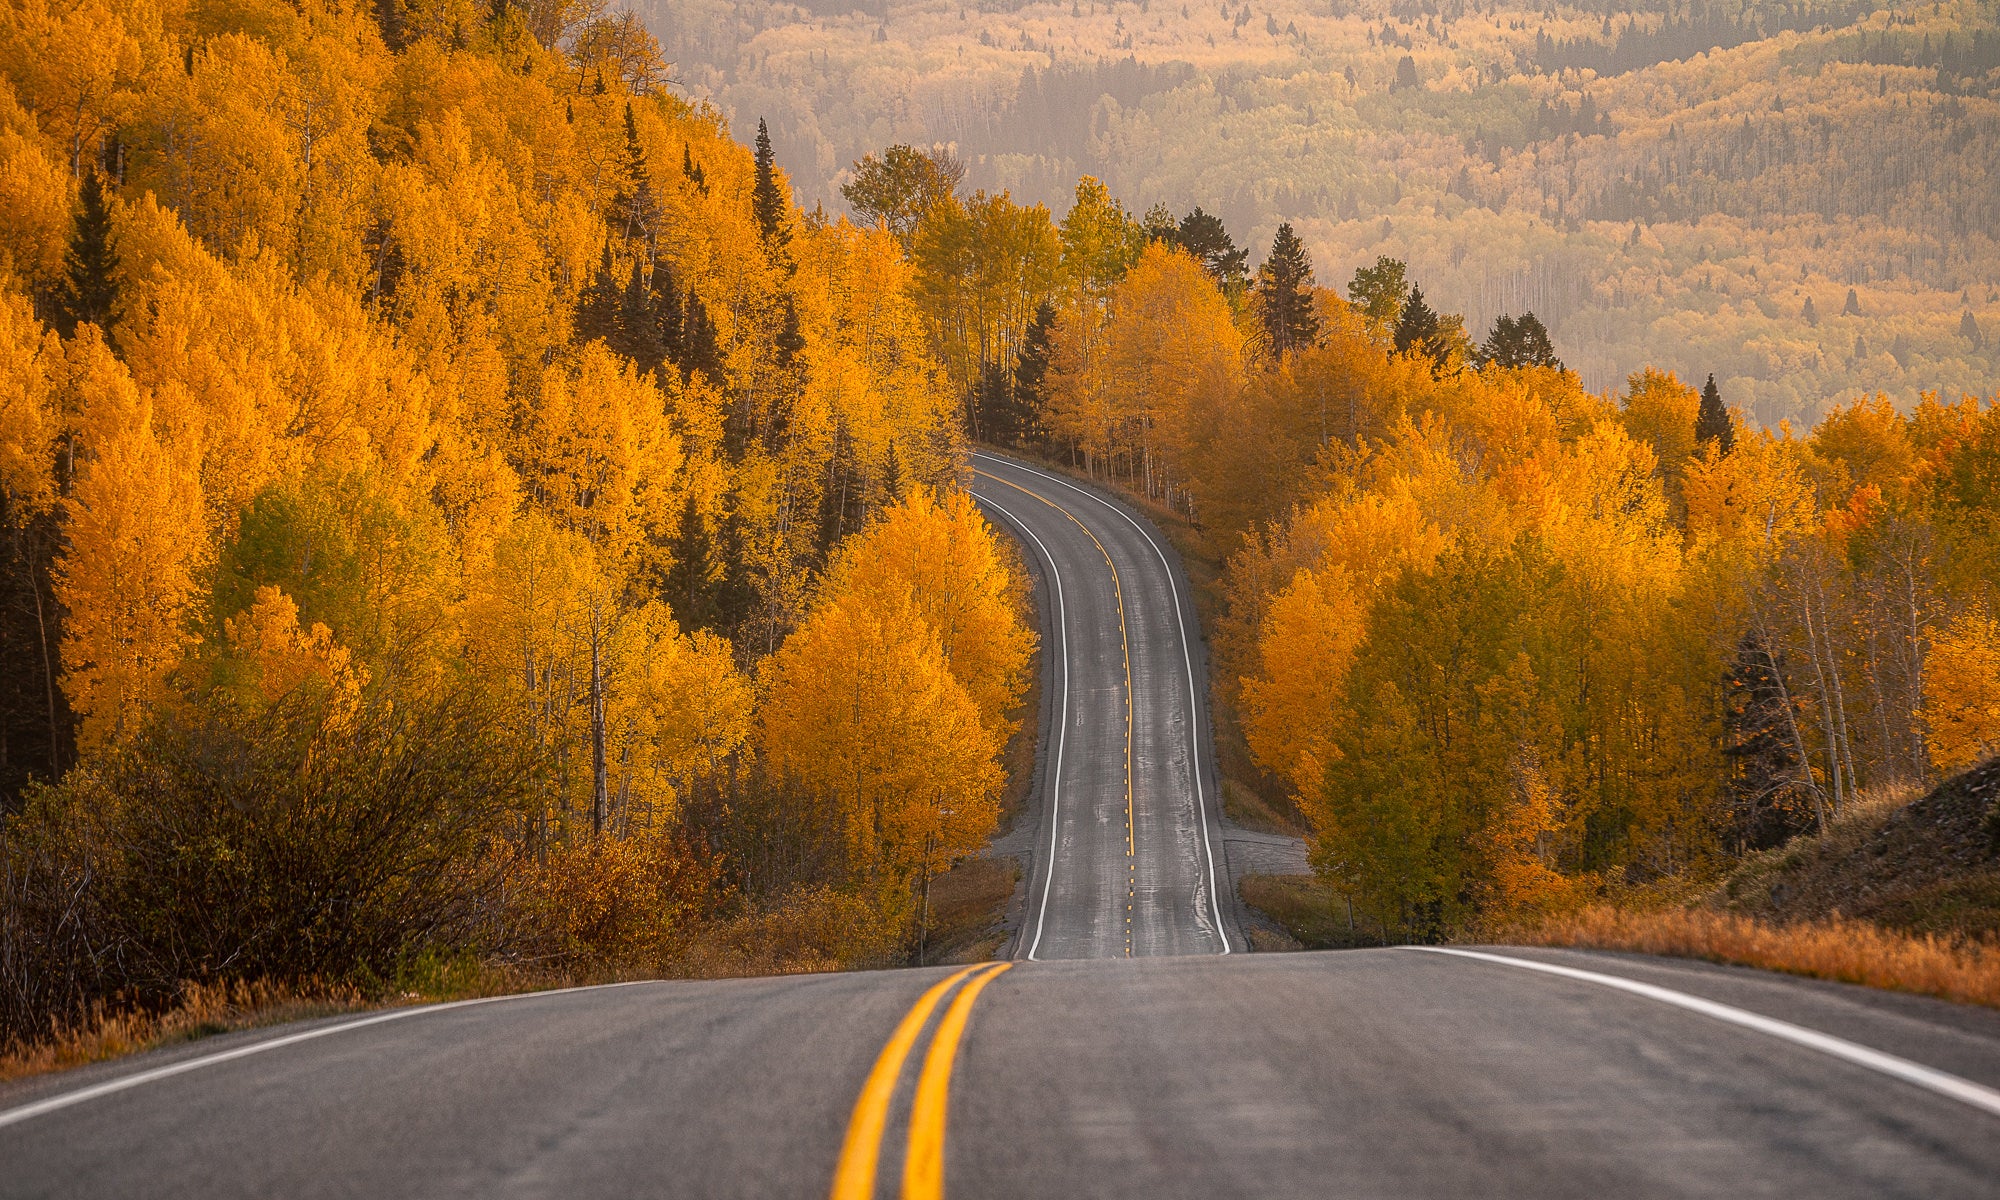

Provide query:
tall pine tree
left=751, top=119, right=788, bottom=252
left=573, top=242, right=621, bottom=346
left=1392, top=284, right=1444, bottom=369
left=1255, top=222, right=1318, bottom=361
left=1696, top=373, right=1734, bottom=455
left=58, top=171, right=118, bottom=336
left=612, top=103, right=659, bottom=246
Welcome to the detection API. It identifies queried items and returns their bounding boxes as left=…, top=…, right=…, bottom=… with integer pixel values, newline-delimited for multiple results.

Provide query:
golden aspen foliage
left=1239, top=565, right=1366, bottom=803
left=54, top=380, right=205, bottom=749
left=820, top=486, right=1034, bottom=737
left=217, top=584, right=367, bottom=717
left=1618, top=367, right=1702, bottom=497
left=0, top=291, right=58, bottom=517
left=0, top=130, right=73, bottom=296
left=758, top=583, right=1001, bottom=904
left=1920, top=608, right=2000, bottom=774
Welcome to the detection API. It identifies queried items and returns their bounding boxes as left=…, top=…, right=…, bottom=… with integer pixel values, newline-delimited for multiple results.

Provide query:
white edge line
left=974, top=453, right=1232, bottom=955
left=1406, top=946, right=2000, bottom=1120
left=0, top=979, right=659, bottom=1132
left=969, top=487, right=1070, bottom=963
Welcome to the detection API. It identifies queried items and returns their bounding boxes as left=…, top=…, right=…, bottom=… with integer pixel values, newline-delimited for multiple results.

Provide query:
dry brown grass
left=1511, top=905, right=2000, bottom=1009
left=0, top=978, right=368, bottom=1083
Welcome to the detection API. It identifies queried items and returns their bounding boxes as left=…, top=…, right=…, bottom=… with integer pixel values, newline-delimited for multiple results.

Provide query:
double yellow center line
left=831, top=962, right=1013, bottom=1200
left=973, top=469, right=1138, bottom=956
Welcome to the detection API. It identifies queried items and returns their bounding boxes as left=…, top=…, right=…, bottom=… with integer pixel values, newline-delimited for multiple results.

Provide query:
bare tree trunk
left=590, top=610, right=608, bottom=838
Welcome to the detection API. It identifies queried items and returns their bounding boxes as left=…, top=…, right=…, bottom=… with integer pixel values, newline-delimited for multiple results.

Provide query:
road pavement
left=5, top=452, right=1999, bottom=1198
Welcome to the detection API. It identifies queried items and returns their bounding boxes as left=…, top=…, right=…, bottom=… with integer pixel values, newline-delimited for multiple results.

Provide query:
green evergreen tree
left=681, top=143, right=707, bottom=194
left=58, top=170, right=119, bottom=336
left=573, top=242, right=621, bottom=346
left=1392, top=284, right=1443, bottom=365
left=1476, top=312, right=1561, bottom=370
left=1175, top=207, right=1249, bottom=294
left=751, top=119, right=788, bottom=251
left=1696, top=373, right=1735, bottom=455
left=1256, top=222, right=1319, bottom=361
left=1012, top=300, right=1057, bottom=444
left=616, top=260, right=665, bottom=374
left=662, top=492, right=721, bottom=633
left=613, top=103, right=659, bottom=245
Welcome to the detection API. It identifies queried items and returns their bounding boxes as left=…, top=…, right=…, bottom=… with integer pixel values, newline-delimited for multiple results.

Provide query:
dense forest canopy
left=645, top=0, right=1999, bottom=425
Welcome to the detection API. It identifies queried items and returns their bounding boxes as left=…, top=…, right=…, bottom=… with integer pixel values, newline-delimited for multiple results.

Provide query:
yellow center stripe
left=828, top=964, right=986, bottom=1200
left=901, top=962, right=1014, bottom=1199
left=972, top=468, right=1137, bottom=956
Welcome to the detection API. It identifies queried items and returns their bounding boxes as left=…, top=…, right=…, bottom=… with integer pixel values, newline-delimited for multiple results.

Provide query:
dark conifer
left=1175, top=207, right=1248, bottom=292
left=573, top=242, right=621, bottom=346
left=1391, top=284, right=1442, bottom=362
left=613, top=103, right=658, bottom=245
left=1476, top=312, right=1561, bottom=370
left=1012, top=301, right=1057, bottom=441
left=1255, top=223, right=1319, bottom=361
left=1696, top=373, right=1734, bottom=455
left=58, top=171, right=119, bottom=337
left=679, top=290, right=722, bottom=386
left=662, top=491, right=721, bottom=632
left=751, top=119, right=788, bottom=250
left=650, top=258, right=684, bottom=368
left=617, top=260, right=665, bottom=373
left=681, top=143, right=707, bottom=194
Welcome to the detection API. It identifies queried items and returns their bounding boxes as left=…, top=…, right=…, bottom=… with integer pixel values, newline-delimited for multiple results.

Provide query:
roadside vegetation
left=0, top=0, right=1041, bottom=1069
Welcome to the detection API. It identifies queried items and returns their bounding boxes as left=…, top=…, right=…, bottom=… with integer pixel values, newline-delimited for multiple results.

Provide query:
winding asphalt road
left=4, top=451, right=2000, bottom=1198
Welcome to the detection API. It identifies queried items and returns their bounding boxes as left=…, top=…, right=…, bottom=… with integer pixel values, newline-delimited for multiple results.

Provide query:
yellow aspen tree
left=760, top=582, right=1002, bottom=906
left=55, top=385, right=206, bottom=749
left=821, top=486, right=1034, bottom=736
left=1920, top=608, right=2000, bottom=774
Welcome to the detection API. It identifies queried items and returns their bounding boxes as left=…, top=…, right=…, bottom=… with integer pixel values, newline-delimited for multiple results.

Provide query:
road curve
left=968, top=450, right=1233, bottom=960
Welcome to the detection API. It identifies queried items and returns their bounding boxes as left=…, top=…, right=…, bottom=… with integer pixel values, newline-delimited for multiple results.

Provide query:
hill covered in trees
left=643, top=0, right=1999, bottom=426
left=0, top=0, right=1034, bottom=1046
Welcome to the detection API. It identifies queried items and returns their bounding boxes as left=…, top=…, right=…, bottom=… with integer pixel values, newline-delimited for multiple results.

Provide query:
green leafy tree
left=1175, top=207, right=1249, bottom=295
left=1346, top=255, right=1406, bottom=334
left=840, top=144, right=964, bottom=247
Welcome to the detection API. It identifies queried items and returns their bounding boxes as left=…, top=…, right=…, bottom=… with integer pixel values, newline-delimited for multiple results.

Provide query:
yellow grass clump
left=1512, top=906, right=2000, bottom=1009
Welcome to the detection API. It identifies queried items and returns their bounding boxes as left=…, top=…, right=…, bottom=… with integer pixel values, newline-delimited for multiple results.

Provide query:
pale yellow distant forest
left=653, top=0, right=1999, bottom=423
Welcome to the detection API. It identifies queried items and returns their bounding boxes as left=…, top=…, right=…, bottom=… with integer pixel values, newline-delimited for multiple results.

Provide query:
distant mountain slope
left=641, top=0, right=1998, bottom=424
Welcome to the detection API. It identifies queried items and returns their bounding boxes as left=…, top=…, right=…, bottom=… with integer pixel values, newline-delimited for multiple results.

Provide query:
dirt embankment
left=1721, top=758, right=2000, bottom=943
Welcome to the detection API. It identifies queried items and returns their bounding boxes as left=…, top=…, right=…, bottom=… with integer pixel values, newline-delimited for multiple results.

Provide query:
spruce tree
left=751, top=119, right=788, bottom=251
left=650, top=258, right=684, bottom=369
left=613, top=103, right=658, bottom=245
left=617, top=260, right=664, bottom=374
left=1696, top=373, right=1734, bottom=455
left=1175, top=207, right=1248, bottom=293
left=1012, top=301, right=1056, bottom=443
left=58, top=170, right=119, bottom=336
left=681, top=143, right=707, bottom=194
left=1255, top=222, right=1319, bottom=361
left=679, top=290, right=722, bottom=387
left=1476, top=312, right=1561, bottom=370
left=662, top=491, right=720, bottom=633
left=1721, top=632, right=1810, bottom=849
left=1392, top=284, right=1442, bottom=364
left=573, top=242, right=621, bottom=346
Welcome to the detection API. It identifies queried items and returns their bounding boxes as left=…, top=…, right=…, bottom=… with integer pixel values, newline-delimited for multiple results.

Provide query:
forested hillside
left=0, top=0, right=1034, bottom=1045
left=644, top=0, right=1999, bottom=425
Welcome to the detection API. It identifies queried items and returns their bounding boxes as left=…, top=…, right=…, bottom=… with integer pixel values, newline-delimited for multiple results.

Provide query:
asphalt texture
left=5, top=451, right=1999, bottom=1198
left=968, top=452, right=1233, bottom=959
